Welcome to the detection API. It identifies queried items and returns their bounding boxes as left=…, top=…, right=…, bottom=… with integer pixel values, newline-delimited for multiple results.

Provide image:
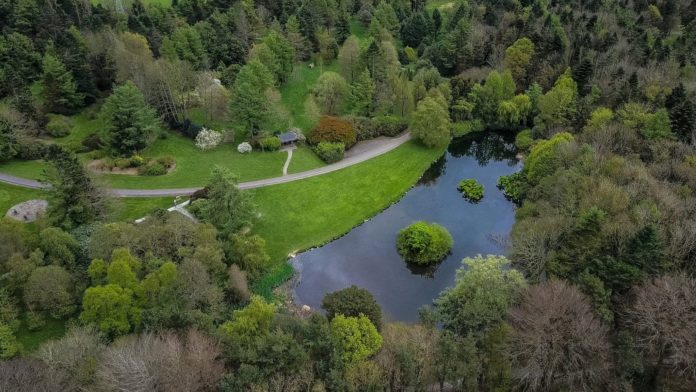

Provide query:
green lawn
left=288, top=146, right=325, bottom=174
left=280, top=62, right=339, bottom=132
left=113, top=197, right=175, bottom=222
left=251, top=140, right=444, bottom=296
left=0, top=183, right=46, bottom=215
left=16, top=317, right=67, bottom=353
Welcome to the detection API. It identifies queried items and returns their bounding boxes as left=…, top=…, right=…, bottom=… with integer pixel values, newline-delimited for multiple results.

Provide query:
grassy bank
left=251, top=140, right=444, bottom=297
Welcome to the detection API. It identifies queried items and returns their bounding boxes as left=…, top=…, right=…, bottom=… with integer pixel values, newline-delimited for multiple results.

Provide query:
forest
left=1, top=0, right=696, bottom=391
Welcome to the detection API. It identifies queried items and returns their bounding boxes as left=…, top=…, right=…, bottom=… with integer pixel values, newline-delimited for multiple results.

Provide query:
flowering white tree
left=237, top=142, right=252, bottom=154
left=195, top=128, right=223, bottom=150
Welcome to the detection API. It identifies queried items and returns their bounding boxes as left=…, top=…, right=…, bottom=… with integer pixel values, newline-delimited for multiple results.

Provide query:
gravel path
left=281, top=146, right=295, bottom=176
left=0, top=132, right=412, bottom=198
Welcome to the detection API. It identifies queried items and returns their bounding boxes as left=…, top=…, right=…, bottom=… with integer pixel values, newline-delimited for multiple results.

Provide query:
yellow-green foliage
left=330, top=314, right=383, bottom=365
left=525, top=132, right=575, bottom=184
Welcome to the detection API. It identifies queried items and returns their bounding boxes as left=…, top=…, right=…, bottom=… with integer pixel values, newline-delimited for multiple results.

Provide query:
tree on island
left=396, top=221, right=453, bottom=265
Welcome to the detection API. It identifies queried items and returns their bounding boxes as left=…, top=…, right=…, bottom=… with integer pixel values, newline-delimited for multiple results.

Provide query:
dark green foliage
left=498, top=172, right=529, bottom=204
left=313, top=141, right=344, bottom=163
left=401, top=12, right=430, bottom=48
left=457, top=179, right=484, bottom=202
left=0, top=118, right=19, bottom=162
left=40, top=53, right=83, bottom=115
left=43, top=145, right=106, bottom=230
left=101, top=81, right=159, bottom=155
left=625, top=226, right=669, bottom=275
left=0, top=32, right=41, bottom=97
left=666, top=85, right=696, bottom=142
left=321, top=285, right=382, bottom=329
left=396, top=221, right=453, bottom=265
left=193, top=166, right=255, bottom=237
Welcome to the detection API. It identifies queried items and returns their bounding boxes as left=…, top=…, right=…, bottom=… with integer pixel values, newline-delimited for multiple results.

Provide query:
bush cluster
left=497, top=172, right=529, bottom=204
left=514, top=129, right=534, bottom=151
left=259, top=136, right=281, bottom=151
left=308, top=116, right=357, bottom=147
left=457, top=179, right=484, bottom=202
left=314, top=141, right=345, bottom=163
left=396, top=221, right=453, bottom=265
left=81, top=133, right=103, bottom=151
left=349, top=116, right=408, bottom=141
left=45, top=115, right=72, bottom=137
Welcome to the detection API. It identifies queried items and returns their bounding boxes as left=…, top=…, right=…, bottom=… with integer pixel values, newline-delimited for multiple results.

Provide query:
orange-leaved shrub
left=308, top=116, right=357, bottom=148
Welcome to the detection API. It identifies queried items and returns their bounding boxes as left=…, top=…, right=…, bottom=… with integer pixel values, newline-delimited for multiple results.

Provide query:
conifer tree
left=101, top=81, right=158, bottom=155
left=40, top=53, right=83, bottom=114
left=350, top=69, right=375, bottom=116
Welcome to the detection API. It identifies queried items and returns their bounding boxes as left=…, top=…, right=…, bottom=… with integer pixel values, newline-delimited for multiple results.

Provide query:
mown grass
left=251, top=140, right=444, bottom=297
left=288, top=146, right=325, bottom=174
left=16, top=317, right=67, bottom=353
left=280, top=62, right=339, bottom=133
left=0, top=183, right=46, bottom=215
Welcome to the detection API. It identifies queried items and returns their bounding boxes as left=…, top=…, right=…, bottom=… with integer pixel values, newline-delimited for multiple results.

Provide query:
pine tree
left=40, top=53, right=83, bottom=114
left=0, top=32, right=41, bottom=97
left=101, top=81, right=158, bottom=155
left=350, top=69, right=375, bottom=116
left=626, top=226, right=669, bottom=275
left=60, top=26, right=97, bottom=103
left=335, top=12, right=351, bottom=45
left=44, top=145, right=106, bottom=229
left=285, top=15, right=309, bottom=61
left=229, top=60, right=274, bottom=135
left=666, top=84, right=696, bottom=142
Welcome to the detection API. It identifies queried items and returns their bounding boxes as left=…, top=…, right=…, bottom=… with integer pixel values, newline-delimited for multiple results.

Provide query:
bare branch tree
left=623, top=274, right=696, bottom=390
left=507, top=280, right=613, bottom=391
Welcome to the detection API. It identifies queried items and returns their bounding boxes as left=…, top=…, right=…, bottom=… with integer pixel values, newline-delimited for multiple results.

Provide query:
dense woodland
left=1, top=0, right=696, bottom=391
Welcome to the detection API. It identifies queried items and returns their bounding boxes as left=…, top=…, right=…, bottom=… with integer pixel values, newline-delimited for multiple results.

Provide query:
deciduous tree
left=507, top=280, right=613, bottom=391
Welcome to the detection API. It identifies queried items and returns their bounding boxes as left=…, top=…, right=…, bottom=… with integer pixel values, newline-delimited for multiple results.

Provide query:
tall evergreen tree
left=0, top=32, right=41, bottom=97
left=350, top=69, right=375, bottom=116
left=59, top=26, right=97, bottom=103
left=44, top=145, right=106, bottom=229
left=40, top=53, right=83, bottom=114
left=101, top=81, right=159, bottom=155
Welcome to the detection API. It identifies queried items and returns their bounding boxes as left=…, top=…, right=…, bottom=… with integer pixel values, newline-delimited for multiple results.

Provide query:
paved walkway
left=0, top=132, right=412, bottom=198
left=281, top=146, right=295, bottom=176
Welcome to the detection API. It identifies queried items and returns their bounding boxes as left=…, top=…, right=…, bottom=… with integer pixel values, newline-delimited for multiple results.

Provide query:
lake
left=291, top=132, right=521, bottom=322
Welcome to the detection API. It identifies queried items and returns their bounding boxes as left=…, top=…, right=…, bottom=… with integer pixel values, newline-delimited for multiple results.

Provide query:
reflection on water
left=292, top=132, right=521, bottom=322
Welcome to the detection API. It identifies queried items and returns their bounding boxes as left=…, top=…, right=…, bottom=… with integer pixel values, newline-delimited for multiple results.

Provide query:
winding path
left=0, top=133, right=412, bottom=198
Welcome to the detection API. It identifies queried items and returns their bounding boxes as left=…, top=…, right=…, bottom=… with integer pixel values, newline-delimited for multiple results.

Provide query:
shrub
left=314, top=141, right=345, bottom=163
left=349, top=116, right=376, bottom=141
left=16, top=141, right=47, bottom=160
left=237, top=142, right=252, bottom=153
left=156, top=155, right=175, bottom=169
left=396, top=221, right=453, bottom=265
left=515, top=129, right=534, bottom=150
left=308, top=116, right=356, bottom=147
left=0, top=323, right=19, bottom=359
left=174, top=118, right=202, bottom=139
left=63, top=141, right=84, bottom=153
left=113, top=157, right=131, bottom=169
left=139, top=161, right=167, bottom=176
left=81, top=133, right=102, bottom=151
left=129, top=155, right=145, bottom=167
left=322, top=285, right=382, bottom=330
left=373, top=115, right=407, bottom=137
left=45, top=115, right=72, bottom=137
left=497, top=171, right=529, bottom=204
left=259, top=136, right=281, bottom=151
left=457, top=179, right=484, bottom=202
left=195, top=127, right=223, bottom=150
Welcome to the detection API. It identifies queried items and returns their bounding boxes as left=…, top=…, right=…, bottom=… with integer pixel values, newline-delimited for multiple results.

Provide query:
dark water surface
left=292, top=132, right=521, bottom=322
